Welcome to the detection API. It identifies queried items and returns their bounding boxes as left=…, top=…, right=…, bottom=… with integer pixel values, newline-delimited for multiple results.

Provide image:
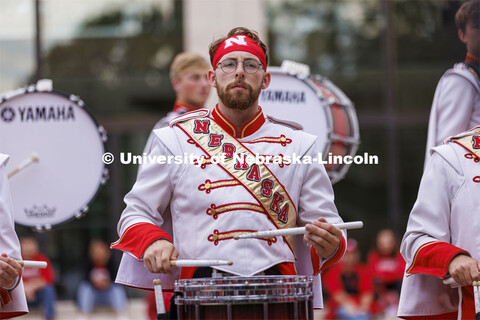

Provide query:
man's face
left=209, top=51, right=270, bottom=110
left=174, top=69, right=211, bottom=107
left=459, top=20, right=480, bottom=58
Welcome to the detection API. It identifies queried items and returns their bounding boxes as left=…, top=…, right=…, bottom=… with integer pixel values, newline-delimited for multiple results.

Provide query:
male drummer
left=143, top=52, right=211, bottom=151
left=398, top=127, right=480, bottom=319
left=424, top=0, right=479, bottom=164
left=112, top=26, right=346, bottom=310
left=0, top=153, right=28, bottom=318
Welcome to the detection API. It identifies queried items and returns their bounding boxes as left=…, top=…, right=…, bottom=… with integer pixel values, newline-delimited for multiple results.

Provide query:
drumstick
left=17, top=260, right=47, bottom=269
left=233, top=221, right=363, bottom=240
left=474, top=281, right=480, bottom=318
left=8, top=152, right=39, bottom=178
left=153, top=279, right=166, bottom=318
left=169, top=260, right=233, bottom=267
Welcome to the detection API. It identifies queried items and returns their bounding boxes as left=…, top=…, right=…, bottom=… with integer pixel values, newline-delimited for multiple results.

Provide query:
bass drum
left=0, top=82, right=108, bottom=230
left=259, top=67, right=360, bottom=183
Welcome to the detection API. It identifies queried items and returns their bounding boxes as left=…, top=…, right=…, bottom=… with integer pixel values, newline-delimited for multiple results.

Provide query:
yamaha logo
left=0, top=106, right=15, bottom=122
left=0, top=105, right=75, bottom=122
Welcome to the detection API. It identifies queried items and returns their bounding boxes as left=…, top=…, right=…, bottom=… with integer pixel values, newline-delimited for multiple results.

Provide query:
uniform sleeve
left=112, top=134, right=184, bottom=259
left=0, top=158, right=23, bottom=307
left=296, top=138, right=347, bottom=274
left=401, top=151, right=467, bottom=278
left=432, top=73, right=477, bottom=147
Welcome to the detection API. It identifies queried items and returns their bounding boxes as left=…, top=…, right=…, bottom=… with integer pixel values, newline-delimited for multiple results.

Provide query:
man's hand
left=304, top=218, right=342, bottom=258
left=143, top=239, right=178, bottom=274
left=448, top=254, right=480, bottom=286
left=0, top=253, right=21, bottom=289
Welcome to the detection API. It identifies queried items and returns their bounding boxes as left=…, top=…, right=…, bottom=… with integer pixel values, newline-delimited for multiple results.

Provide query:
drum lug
left=75, top=207, right=89, bottom=219
left=98, top=125, right=108, bottom=143
left=101, top=168, right=110, bottom=185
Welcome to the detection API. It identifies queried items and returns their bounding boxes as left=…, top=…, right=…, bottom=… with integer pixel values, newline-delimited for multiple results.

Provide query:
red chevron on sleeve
left=111, top=223, right=172, bottom=259
left=406, top=241, right=469, bottom=278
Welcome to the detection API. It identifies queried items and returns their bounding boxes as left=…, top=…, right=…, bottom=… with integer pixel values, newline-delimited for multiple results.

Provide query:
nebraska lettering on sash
left=246, top=164, right=261, bottom=182
left=209, top=134, right=223, bottom=147
left=175, top=116, right=298, bottom=252
left=473, top=136, right=480, bottom=149
left=194, top=120, right=210, bottom=133
left=223, top=143, right=235, bottom=158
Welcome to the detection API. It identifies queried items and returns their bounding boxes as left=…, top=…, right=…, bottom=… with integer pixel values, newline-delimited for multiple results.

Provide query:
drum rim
left=0, top=87, right=108, bottom=230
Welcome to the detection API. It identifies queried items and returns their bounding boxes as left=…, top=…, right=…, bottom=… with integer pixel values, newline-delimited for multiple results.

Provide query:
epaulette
left=446, top=126, right=480, bottom=160
left=0, top=153, right=9, bottom=167
left=168, top=109, right=210, bottom=127
left=266, top=115, right=303, bottom=130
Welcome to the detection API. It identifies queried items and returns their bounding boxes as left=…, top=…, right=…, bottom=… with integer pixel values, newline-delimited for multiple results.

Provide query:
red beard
left=217, top=79, right=261, bottom=110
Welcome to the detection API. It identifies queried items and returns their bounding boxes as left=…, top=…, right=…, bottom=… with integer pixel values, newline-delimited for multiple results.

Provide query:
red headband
left=213, top=35, right=267, bottom=71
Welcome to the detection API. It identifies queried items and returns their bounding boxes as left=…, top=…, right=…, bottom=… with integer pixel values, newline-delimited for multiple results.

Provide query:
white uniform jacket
left=0, top=154, right=28, bottom=318
left=112, top=106, right=347, bottom=309
left=398, top=127, right=480, bottom=319
left=425, top=61, right=480, bottom=165
left=143, top=101, right=199, bottom=154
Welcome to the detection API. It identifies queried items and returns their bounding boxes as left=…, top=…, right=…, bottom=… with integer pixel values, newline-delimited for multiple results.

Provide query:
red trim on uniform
left=399, top=312, right=458, bottom=320
left=0, top=311, right=28, bottom=319
left=110, top=223, right=172, bottom=260
left=466, top=52, right=479, bottom=64
left=179, top=262, right=295, bottom=279
left=406, top=241, right=468, bottom=278
left=0, top=288, right=12, bottom=307
left=172, top=100, right=201, bottom=113
left=180, top=267, right=198, bottom=280
left=318, top=236, right=346, bottom=274
left=206, top=202, right=266, bottom=219
left=211, top=105, right=265, bottom=138
left=461, top=286, right=475, bottom=320
left=276, top=262, right=297, bottom=275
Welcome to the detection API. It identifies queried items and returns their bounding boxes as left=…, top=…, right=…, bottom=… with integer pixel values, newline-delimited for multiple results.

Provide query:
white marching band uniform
left=0, top=154, right=28, bottom=318
left=398, top=127, right=480, bottom=319
left=112, top=106, right=347, bottom=309
left=425, top=62, right=480, bottom=165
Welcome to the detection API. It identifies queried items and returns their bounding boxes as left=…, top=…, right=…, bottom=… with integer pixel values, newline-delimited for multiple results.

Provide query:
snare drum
left=259, top=68, right=360, bottom=183
left=175, top=275, right=313, bottom=320
left=0, top=81, right=108, bottom=229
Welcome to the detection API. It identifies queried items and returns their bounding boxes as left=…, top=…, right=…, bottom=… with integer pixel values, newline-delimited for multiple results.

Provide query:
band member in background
left=142, top=52, right=211, bottom=320
left=398, top=127, right=480, bottom=319
left=0, top=153, right=28, bottom=319
left=112, top=26, right=347, bottom=312
left=20, top=237, right=56, bottom=320
left=424, top=0, right=479, bottom=165
left=143, top=52, right=211, bottom=152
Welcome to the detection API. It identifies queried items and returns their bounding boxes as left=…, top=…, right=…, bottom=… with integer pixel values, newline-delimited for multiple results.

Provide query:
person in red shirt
left=20, top=236, right=56, bottom=320
left=367, top=229, right=405, bottom=317
left=323, top=239, right=374, bottom=320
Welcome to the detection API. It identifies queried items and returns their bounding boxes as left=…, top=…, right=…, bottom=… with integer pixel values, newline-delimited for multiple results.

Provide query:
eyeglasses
left=216, top=58, right=263, bottom=74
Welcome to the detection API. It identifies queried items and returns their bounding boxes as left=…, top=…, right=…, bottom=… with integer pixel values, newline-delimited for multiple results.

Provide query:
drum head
left=259, top=68, right=330, bottom=150
left=260, top=67, right=360, bottom=183
left=0, top=89, right=107, bottom=229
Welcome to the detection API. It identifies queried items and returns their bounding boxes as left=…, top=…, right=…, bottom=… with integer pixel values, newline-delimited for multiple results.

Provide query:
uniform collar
left=465, top=52, right=479, bottom=64
left=211, top=104, right=265, bottom=138
left=172, top=100, right=201, bottom=113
